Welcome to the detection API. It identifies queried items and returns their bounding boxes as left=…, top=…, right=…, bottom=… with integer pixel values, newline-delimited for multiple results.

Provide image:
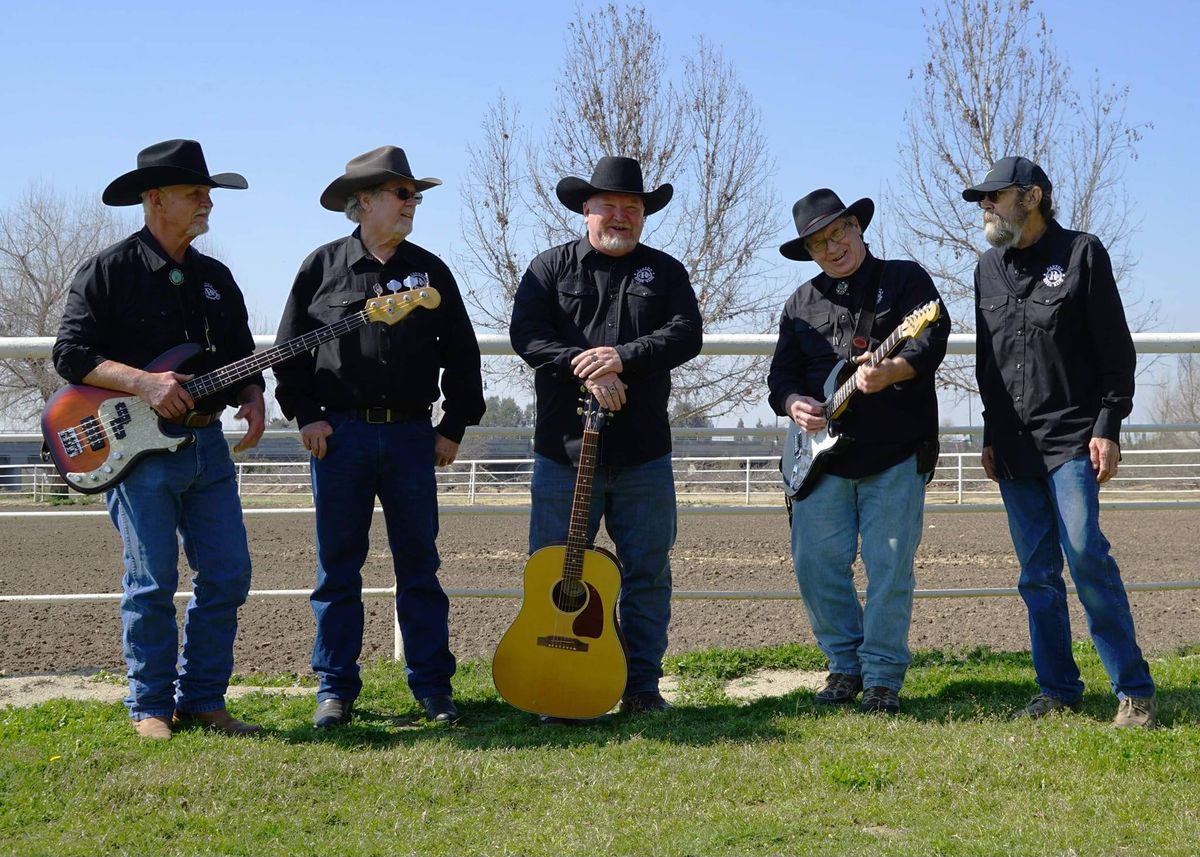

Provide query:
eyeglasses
left=382, top=187, right=423, bottom=205
left=806, top=222, right=853, bottom=256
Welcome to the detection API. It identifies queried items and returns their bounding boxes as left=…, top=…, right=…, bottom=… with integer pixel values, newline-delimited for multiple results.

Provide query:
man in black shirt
left=768, top=189, right=948, bottom=714
left=510, top=156, right=702, bottom=717
left=274, top=146, right=484, bottom=728
left=53, top=139, right=265, bottom=739
left=965, top=156, right=1156, bottom=728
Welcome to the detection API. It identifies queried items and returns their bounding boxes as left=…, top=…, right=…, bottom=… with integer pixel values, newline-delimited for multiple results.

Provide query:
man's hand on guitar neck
left=785, top=394, right=826, bottom=432
left=852, top=354, right=916, bottom=394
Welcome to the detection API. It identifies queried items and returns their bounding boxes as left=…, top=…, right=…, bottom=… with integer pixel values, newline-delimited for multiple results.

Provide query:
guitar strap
left=848, top=259, right=885, bottom=358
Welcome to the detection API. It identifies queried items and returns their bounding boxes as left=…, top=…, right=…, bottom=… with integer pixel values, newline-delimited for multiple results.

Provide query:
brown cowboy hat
left=556, top=156, right=673, bottom=215
left=102, top=139, right=247, bottom=207
left=320, top=146, right=442, bottom=212
left=778, top=188, right=874, bottom=261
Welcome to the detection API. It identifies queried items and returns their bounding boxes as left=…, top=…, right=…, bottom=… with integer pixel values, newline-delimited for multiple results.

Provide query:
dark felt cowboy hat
left=320, top=146, right=442, bottom=212
left=102, top=139, right=248, bottom=207
left=556, top=156, right=673, bottom=215
left=779, top=188, right=874, bottom=261
left=962, top=155, right=1052, bottom=202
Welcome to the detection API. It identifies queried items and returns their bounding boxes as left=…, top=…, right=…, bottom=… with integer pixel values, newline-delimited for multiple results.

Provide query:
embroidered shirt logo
left=1042, top=264, right=1066, bottom=289
left=403, top=272, right=430, bottom=290
left=633, top=267, right=655, bottom=284
left=202, top=283, right=221, bottom=301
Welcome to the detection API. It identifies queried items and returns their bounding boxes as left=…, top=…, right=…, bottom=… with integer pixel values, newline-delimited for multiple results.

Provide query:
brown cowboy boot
left=133, top=715, right=173, bottom=741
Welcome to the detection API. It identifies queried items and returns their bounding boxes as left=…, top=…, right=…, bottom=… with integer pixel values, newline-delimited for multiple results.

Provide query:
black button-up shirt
left=53, top=227, right=264, bottom=413
left=767, top=253, right=950, bottom=479
left=273, top=229, right=485, bottom=443
left=974, top=219, right=1135, bottom=478
left=510, top=237, right=703, bottom=466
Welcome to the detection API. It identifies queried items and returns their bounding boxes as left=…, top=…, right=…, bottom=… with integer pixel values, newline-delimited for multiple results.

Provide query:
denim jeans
left=529, top=452, right=676, bottom=695
left=105, top=423, right=252, bottom=720
left=999, top=455, right=1154, bottom=702
left=310, top=412, right=454, bottom=703
left=789, top=455, right=925, bottom=691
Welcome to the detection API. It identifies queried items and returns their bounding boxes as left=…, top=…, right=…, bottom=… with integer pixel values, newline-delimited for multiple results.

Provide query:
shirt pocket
left=1027, top=289, right=1068, bottom=331
left=792, top=315, right=836, bottom=358
left=625, top=282, right=665, bottom=332
left=314, top=289, right=366, bottom=325
left=556, top=277, right=598, bottom=316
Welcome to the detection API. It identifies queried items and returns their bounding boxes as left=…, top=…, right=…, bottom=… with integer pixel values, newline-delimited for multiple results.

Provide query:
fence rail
left=5, top=448, right=1199, bottom=507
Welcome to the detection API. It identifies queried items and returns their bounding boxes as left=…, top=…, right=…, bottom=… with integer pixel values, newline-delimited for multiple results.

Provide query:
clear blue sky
left=2, top=0, right=1196, bottom=425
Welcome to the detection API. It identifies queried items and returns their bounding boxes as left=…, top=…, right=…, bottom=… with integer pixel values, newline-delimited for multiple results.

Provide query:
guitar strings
left=56, top=308, right=376, bottom=450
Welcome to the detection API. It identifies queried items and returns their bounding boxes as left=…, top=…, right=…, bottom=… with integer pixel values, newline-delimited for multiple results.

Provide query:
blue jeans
left=105, top=423, right=252, bottom=720
left=529, top=453, right=676, bottom=695
left=790, top=455, right=926, bottom=691
left=999, top=455, right=1154, bottom=702
left=310, top=412, right=453, bottom=703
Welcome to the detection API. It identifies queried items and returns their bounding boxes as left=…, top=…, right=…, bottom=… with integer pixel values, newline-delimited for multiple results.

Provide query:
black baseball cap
left=962, top=156, right=1052, bottom=202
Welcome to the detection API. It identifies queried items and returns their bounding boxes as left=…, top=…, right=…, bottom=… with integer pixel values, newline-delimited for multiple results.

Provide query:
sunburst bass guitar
left=492, top=397, right=627, bottom=719
left=41, top=287, right=441, bottom=494
left=781, top=300, right=941, bottom=500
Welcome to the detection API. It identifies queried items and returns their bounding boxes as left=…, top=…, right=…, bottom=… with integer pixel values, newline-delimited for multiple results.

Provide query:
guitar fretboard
left=180, top=310, right=373, bottom=400
left=562, top=414, right=602, bottom=585
left=826, top=325, right=909, bottom=416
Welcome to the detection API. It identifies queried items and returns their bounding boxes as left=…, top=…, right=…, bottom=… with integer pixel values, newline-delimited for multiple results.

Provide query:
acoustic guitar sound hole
left=552, top=579, right=588, bottom=613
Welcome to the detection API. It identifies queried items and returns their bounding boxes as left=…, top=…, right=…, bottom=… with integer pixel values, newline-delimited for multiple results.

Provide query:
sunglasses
left=383, top=187, right=423, bottom=204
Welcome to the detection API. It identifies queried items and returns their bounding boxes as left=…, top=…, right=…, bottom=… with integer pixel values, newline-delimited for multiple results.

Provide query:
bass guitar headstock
left=364, top=287, right=441, bottom=325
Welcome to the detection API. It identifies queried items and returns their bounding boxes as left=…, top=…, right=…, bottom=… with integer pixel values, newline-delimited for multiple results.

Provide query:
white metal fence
left=5, top=447, right=1199, bottom=507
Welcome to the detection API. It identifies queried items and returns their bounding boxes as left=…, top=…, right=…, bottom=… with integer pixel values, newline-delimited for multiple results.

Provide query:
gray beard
left=596, top=232, right=637, bottom=254
left=984, top=214, right=1024, bottom=249
left=185, top=220, right=210, bottom=238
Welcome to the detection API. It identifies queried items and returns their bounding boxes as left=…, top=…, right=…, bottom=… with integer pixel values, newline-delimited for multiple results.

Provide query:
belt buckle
left=365, top=407, right=390, bottom=424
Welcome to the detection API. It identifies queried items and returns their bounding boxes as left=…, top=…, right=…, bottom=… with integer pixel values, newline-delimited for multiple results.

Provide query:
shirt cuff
left=1093, top=408, right=1122, bottom=442
left=436, top=414, right=467, bottom=444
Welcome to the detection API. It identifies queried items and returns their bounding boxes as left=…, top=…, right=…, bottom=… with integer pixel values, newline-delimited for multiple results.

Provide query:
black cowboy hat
left=556, top=156, right=673, bottom=215
left=962, top=156, right=1052, bottom=202
left=779, top=188, right=874, bottom=261
left=102, top=139, right=248, bottom=207
left=320, top=146, right=442, bottom=212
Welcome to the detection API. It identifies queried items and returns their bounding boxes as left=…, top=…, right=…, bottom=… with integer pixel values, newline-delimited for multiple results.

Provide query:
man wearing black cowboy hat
left=965, top=156, right=1156, bottom=728
left=52, top=139, right=265, bottom=739
left=767, top=188, right=949, bottom=714
left=510, top=156, right=702, bottom=721
left=274, top=145, right=484, bottom=728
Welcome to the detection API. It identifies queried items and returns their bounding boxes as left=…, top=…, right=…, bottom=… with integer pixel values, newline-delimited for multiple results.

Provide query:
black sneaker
left=815, top=672, right=863, bottom=705
left=859, top=686, right=900, bottom=714
left=619, top=691, right=672, bottom=714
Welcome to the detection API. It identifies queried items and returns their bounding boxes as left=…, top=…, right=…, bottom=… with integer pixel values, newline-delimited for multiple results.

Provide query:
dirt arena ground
left=1, top=508, right=1197, bottom=677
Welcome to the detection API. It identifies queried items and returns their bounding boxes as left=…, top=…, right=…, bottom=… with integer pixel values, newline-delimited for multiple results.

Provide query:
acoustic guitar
left=41, top=288, right=440, bottom=494
left=492, top=397, right=627, bottom=719
left=780, top=300, right=941, bottom=500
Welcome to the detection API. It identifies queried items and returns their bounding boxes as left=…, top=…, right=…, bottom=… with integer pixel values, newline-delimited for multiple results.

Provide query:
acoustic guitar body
left=492, top=543, right=627, bottom=719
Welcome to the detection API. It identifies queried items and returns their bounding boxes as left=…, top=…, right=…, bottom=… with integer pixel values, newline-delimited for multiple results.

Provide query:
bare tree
left=459, top=4, right=783, bottom=420
left=0, top=183, right=127, bottom=425
left=889, top=0, right=1152, bottom=392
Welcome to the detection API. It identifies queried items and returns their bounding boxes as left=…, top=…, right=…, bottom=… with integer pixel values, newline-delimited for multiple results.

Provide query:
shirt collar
left=573, top=235, right=642, bottom=266
left=136, top=225, right=196, bottom=273
left=814, top=250, right=879, bottom=297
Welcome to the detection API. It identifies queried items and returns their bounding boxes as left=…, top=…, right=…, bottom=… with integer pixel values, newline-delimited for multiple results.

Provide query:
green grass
left=3, top=644, right=1199, bottom=856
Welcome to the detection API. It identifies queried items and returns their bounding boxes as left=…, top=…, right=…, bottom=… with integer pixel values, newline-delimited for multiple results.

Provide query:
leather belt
left=173, top=411, right=220, bottom=428
left=353, top=406, right=432, bottom=424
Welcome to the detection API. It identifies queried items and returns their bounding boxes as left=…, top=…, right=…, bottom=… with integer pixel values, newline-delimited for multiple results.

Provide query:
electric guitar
left=41, top=287, right=441, bottom=494
left=492, top=397, right=628, bottom=719
left=780, top=300, right=941, bottom=500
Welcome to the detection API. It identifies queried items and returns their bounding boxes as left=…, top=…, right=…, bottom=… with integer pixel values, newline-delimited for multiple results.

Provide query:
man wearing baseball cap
left=965, top=156, right=1156, bottom=728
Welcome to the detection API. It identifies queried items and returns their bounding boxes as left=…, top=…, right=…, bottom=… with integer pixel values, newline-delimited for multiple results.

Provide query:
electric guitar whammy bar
left=492, top=396, right=628, bottom=719
left=41, top=287, right=441, bottom=494
left=780, top=300, right=941, bottom=500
